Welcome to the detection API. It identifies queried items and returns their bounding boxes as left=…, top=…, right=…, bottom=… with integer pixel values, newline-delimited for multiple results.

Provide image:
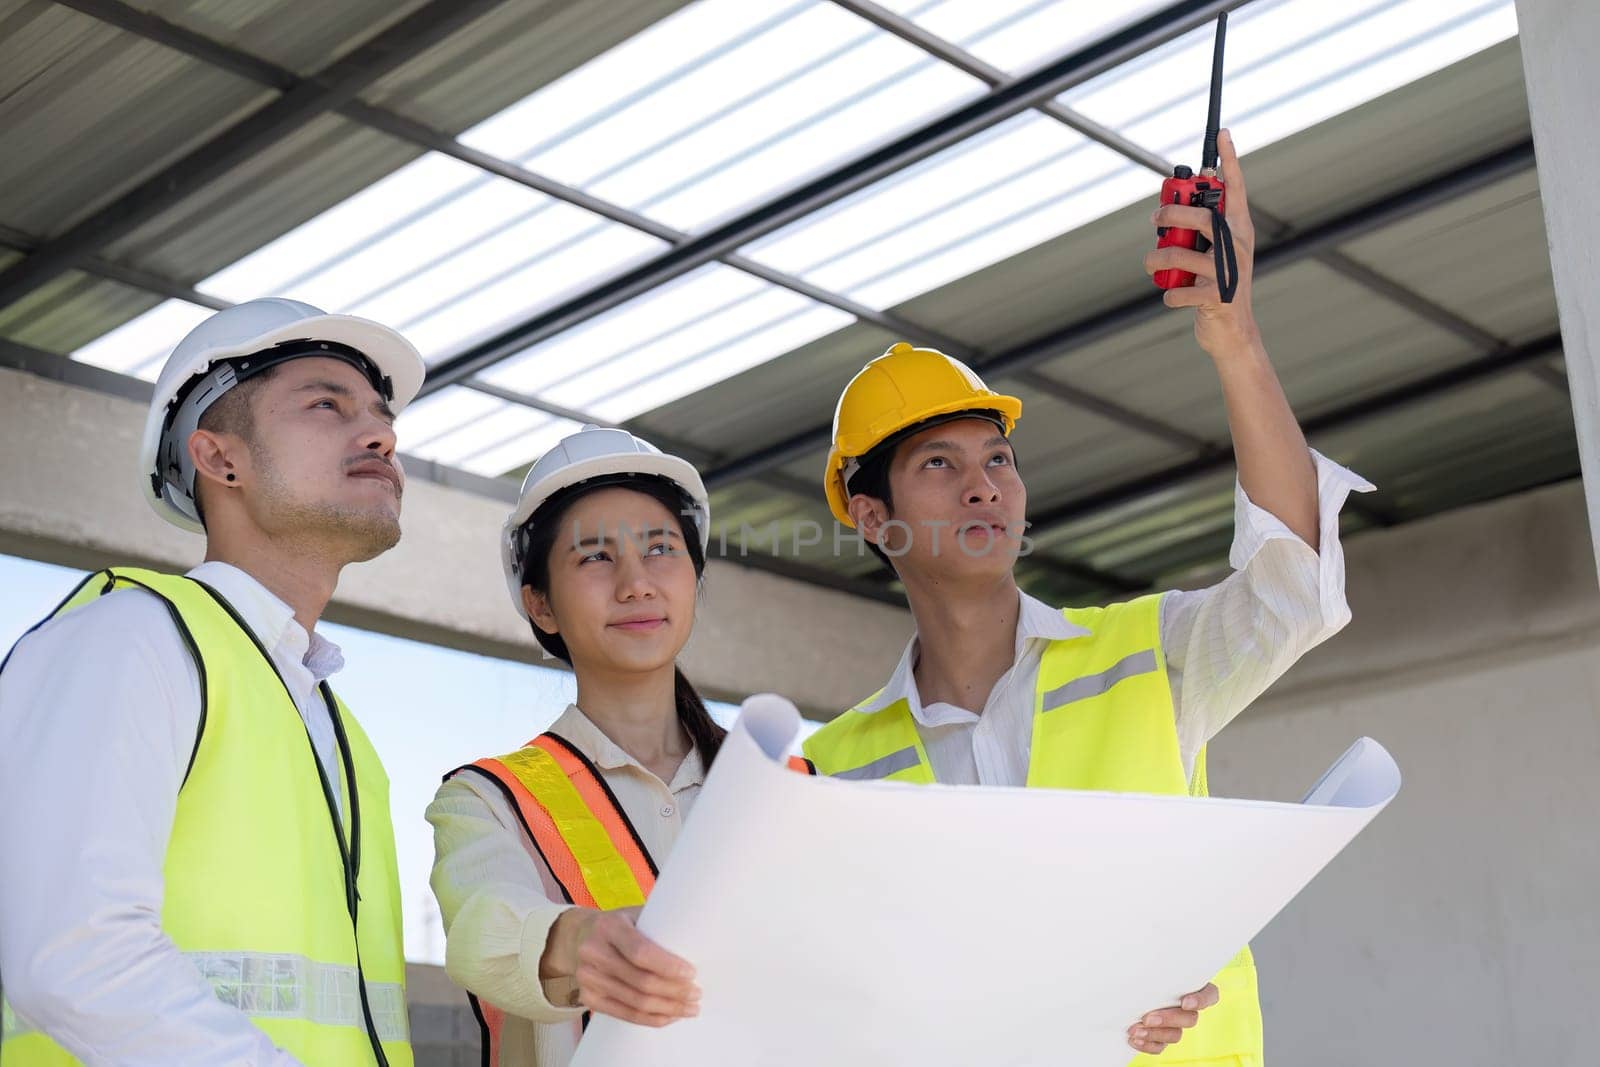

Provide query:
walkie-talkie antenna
left=1200, top=12, right=1227, bottom=173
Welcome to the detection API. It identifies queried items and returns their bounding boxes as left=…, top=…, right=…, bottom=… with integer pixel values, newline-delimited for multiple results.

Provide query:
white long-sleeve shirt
left=0, top=561, right=346, bottom=1066
left=857, top=449, right=1374, bottom=784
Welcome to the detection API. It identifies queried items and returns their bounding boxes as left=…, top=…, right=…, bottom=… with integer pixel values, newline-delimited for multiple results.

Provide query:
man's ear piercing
left=226, top=473, right=236, bottom=482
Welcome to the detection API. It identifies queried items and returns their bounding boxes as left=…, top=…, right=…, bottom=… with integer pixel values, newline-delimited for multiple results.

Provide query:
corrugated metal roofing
left=0, top=272, right=158, bottom=354
left=133, top=0, right=437, bottom=74
left=0, top=2, right=272, bottom=235
left=0, top=0, right=1568, bottom=606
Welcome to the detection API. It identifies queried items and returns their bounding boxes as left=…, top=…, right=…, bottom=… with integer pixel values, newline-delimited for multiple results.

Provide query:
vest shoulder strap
left=453, top=733, right=655, bottom=910
left=1057, top=591, right=1209, bottom=796
left=801, top=696, right=934, bottom=783
left=1057, top=589, right=1166, bottom=635
left=2, top=568, right=212, bottom=786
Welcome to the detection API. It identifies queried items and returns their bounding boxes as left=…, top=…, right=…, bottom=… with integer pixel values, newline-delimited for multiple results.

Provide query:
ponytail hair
left=674, top=665, right=725, bottom=766
left=519, top=473, right=726, bottom=766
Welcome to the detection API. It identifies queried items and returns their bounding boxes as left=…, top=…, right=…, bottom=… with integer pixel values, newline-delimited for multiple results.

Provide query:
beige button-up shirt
left=427, top=704, right=705, bottom=1067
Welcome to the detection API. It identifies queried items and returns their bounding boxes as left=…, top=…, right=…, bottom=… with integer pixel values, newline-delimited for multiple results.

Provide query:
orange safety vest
left=447, top=733, right=813, bottom=1064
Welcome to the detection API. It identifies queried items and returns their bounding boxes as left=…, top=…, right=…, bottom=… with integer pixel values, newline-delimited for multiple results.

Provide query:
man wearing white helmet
left=0, top=298, right=425, bottom=1066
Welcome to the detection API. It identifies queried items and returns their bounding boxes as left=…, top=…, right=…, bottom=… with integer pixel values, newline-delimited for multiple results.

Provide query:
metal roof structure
left=0, top=0, right=1565, bottom=607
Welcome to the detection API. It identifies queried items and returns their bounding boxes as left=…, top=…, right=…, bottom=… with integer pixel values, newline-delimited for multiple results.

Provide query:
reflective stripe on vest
left=451, top=731, right=658, bottom=1065
left=802, top=592, right=1263, bottom=1067
left=468, top=732, right=657, bottom=909
left=1, top=954, right=407, bottom=1043
left=833, top=746, right=922, bottom=781
left=0, top=568, right=411, bottom=1067
left=1040, top=648, right=1159, bottom=711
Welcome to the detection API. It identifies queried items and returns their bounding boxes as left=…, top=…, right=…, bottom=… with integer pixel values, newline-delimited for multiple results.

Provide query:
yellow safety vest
left=803, top=592, right=1264, bottom=1067
left=0, top=568, right=412, bottom=1066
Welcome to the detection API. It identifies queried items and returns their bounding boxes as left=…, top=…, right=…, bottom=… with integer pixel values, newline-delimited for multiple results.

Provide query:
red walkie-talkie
left=1153, top=13, right=1237, bottom=302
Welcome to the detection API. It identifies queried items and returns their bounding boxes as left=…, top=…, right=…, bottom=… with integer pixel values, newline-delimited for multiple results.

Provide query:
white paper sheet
left=572, top=695, right=1401, bottom=1067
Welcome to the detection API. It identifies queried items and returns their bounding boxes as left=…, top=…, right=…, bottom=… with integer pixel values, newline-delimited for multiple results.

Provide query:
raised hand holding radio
left=1146, top=126, right=1259, bottom=361
left=1152, top=12, right=1236, bottom=301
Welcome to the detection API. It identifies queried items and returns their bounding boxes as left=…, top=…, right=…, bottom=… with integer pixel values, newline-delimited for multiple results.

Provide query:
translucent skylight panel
left=394, top=387, right=506, bottom=454
left=481, top=265, right=767, bottom=399
left=741, top=0, right=1518, bottom=310
left=482, top=263, right=850, bottom=424
left=197, top=151, right=666, bottom=364
left=577, top=299, right=849, bottom=424
left=397, top=388, right=587, bottom=477
left=200, top=153, right=503, bottom=308
left=1061, top=0, right=1518, bottom=165
left=459, top=0, right=984, bottom=233
left=455, top=415, right=587, bottom=479
left=744, top=113, right=1145, bottom=308
left=459, top=0, right=796, bottom=157
left=401, top=398, right=550, bottom=472
left=871, top=0, right=1172, bottom=76
left=65, top=0, right=1523, bottom=482
left=357, top=213, right=663, bottom=363
left=70, top=298, right=213, bottom=380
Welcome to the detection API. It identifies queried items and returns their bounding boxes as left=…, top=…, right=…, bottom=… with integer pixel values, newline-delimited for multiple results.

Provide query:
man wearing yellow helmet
left=804, top=130, right=1372, bottom=1064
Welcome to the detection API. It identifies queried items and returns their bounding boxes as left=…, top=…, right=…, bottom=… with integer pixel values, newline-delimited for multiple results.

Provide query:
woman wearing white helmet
left=426, top=425, right=775, bottom=1066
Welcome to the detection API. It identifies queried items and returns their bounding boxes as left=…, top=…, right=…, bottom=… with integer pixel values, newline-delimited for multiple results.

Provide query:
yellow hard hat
left=824, top=342, right=1023, bottom=527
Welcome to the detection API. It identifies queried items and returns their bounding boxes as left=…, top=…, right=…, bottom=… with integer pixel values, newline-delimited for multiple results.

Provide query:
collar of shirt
left=549, top=703, right=706, bottom=794
left=184, top=561, right=345, bottom=684
left=855, top=589, right=1090, bottom=725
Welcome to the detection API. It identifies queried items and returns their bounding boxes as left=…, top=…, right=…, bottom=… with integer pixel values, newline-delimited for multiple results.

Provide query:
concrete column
left=1516, top=0, right=1600, bottom=579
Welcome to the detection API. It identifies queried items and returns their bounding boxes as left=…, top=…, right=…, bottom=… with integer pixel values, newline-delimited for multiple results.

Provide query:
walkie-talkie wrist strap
left=1210, top=207, right=1239, bottom=304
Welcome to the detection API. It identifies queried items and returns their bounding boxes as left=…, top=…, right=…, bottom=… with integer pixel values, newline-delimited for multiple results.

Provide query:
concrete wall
left=0, top=366, right=912, bottom=714
left=407, top=963, right=480, bottom=1067
left=1207, top=479, right=1599, bottom=1066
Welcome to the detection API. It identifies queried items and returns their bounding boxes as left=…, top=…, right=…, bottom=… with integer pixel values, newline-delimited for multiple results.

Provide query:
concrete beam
left=1176, top=476, right=1597, bottom=707
left=1516, top=0, right=1600, bottom=582
left=0, top=367, right=912, bottom=714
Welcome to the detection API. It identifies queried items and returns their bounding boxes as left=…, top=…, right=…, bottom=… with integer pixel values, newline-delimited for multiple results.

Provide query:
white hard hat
left=140, top=297, right=426, bottom=532
left=501, top=425, right=711, bottom=620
